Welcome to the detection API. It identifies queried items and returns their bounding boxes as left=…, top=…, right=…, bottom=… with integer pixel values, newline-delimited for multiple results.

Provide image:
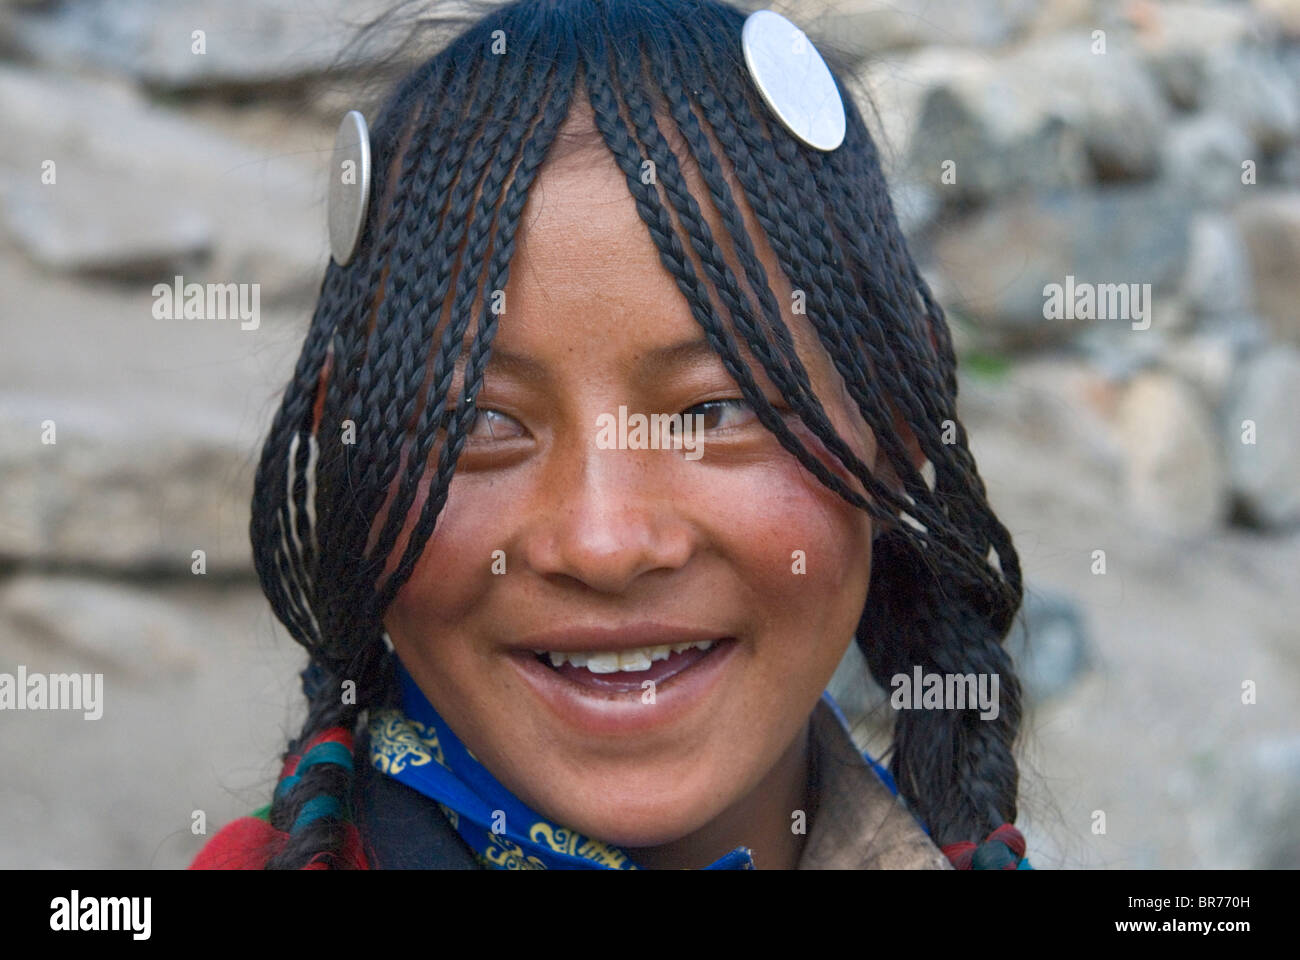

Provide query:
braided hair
left=250, top=0, right=1024, bottom=869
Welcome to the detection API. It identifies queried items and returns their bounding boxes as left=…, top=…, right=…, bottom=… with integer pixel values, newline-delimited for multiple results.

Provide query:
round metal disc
left=741, top=10, right=846, bottom=152
left=328, top=110, right=372, bottom=266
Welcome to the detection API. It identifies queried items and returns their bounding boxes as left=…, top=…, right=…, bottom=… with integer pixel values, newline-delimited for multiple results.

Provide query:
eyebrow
left=638, top=335, right=722, bottom=377
left=453, top=346, right=549, bottom=386
left=451, top=335, right=725, bottom=386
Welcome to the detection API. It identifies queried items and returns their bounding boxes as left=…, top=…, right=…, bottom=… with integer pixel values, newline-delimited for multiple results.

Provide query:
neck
left=624, top=717, right=814, bottom=870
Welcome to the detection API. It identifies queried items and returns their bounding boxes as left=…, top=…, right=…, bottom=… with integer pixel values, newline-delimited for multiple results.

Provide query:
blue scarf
left=368, top=659, right=756, bottom=870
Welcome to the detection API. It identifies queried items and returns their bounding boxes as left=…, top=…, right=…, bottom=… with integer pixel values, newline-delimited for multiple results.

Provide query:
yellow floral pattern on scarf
left=369, top=706, right=640, bottom=870
left=369, top=708, right=448, bottom=774
left=530, top=823, right=635, bottom=869
left=478, top=835, right=547, bottom=870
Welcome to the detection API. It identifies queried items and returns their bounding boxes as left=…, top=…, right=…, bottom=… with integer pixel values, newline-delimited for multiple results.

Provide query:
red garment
left=190, top=726, right=370, bottom=870
left=189, top=815, right=370, bottom=870
left=190, top=816, right=287, bottom=870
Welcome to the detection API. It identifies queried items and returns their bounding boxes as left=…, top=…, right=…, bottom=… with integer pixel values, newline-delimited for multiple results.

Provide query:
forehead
left=490, top=87, right=829, bottom=378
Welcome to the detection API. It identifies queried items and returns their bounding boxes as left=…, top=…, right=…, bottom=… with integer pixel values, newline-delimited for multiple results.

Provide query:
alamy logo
left=152, top=275, right=260, bottom=330
left=595, top=405, right=706, bottom=460
left=1042, top=274, right=1152, bottom=330
left=50, top=891, right=150, bottom=940
left=890, top=667, right=1000, bottom=720
left=0, top=666, right=103, bottom=720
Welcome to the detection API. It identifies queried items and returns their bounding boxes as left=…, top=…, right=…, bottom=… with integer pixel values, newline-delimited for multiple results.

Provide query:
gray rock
left=1005, top=588, right=1091, bottom=702
left=0, top=176, right=212, bottom=277
left=0, top=128, right=311, bottom=578
left=1160, top=114, right=1255, bottom=210
left=0, top=579, right=302, bottom=868
left=1134, top=2, right=1266, bottom=110
left=1223, top=345, right=1300, bottom=529
left=1254, top=0, right=1300, bottom=39
left=1011, top=33, right=1170, bottom=182
left=865, top=32, right=1169, bottom=207
left=1188, top=734, right=1300, bottom=868
left=1205, top=48, right=1300, bottom=156
left=1164, top=332, right=1240, bottom=412
left=888, top=179, right=940, bottom=238
left=0, top=0, right=410, bottom=92
left=1235, top=191, right=1300, bottom=347
left=0, top=399, right=256, bottom=575
left=1074, top=312, right=1185, bottom=383
left=1239, top=737, right=1300, bottom=868
left=0, top=575, right=202, bottom=678
left=907, top=61, right=1092, bottom=203
left=856, top=48, right=1012, bottom=189
left=1117, top=371, right=1227, bottom=538
left=931, top=186, right=1191, bottom=346
left=0, top=65, right=324, bottom=301
left=815, top=0, right=1042, bottom=62
left=1272, top=141, right=1300, bottom=189
left=1180, top=214, right=1255, bottom=321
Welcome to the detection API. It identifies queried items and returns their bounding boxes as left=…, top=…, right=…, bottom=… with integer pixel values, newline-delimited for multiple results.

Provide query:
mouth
left=506, top=635, right=739, bottom=735
left=526, top=639, right=733, bottom=694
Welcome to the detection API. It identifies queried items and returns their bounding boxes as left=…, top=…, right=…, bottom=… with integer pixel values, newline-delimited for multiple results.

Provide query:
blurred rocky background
left=1, top=0, right=1297, bottom=869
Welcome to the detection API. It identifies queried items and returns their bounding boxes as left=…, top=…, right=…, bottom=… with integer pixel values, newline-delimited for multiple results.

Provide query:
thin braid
left=706, top=75, right=938, bottom=502
left=817, top=117, right=998, bottom=551
left=817, top=94, right=1023, bottom=621
left=859, top=532, right=1023, bottom=845
left=816, top=126, right=985, bottom=529
left=259, top=32, right=514, bottom=874
left=349, top=51, right=498, bottom=534
left=251, top=266, right=347, bottom=648
left=614, top=32, right=911, bottom=533
left=581, top=21, right=877, bottom=519
left=667, top=24, right=939, bottom=507
left=308, top=57, right=464, bottom=630
left=265, top=642, right=394, bottom=869
left=366, top=22, right=553, bottom=609
left=379, top=34, right=579, bottom=608
left=320, top=53, right=495, bottom=635
left=720, top=50, right=1000, bottom=598
left=674, top=36, right=974, bottom=577
left=646, top=36, right=928, bottom=533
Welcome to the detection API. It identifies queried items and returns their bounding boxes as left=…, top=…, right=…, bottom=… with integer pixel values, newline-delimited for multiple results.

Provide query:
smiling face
left=380, top=93, right=880, bottom=865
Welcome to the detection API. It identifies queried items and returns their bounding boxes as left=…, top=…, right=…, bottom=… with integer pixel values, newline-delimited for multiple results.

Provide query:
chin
left=529, top=786, right=720, bottom=851
left=570, top=814, right=704, bottom=851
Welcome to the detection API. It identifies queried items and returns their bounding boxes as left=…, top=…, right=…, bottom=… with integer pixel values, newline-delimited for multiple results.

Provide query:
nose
left=520, top=442, right=695, bottom=595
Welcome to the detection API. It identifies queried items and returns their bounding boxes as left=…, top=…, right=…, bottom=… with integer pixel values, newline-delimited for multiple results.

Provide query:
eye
left=681, top=399, right=756, bottom=431
left=463, top=407, right=526, bottom=442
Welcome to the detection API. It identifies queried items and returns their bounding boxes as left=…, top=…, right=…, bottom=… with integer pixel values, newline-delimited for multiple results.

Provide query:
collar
left=354, top=686, right=951, bottom=869
left=797, top=695, right=952, bottom=869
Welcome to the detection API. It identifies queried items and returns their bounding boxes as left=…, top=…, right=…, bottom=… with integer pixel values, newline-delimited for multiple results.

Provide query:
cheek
left=721, top=413, right=877, bottom=613
left=703, top=457, right=873, bottom=642
left=382, top=472, right=504, bottom=643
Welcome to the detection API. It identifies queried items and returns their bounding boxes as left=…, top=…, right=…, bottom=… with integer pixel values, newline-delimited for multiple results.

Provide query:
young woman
left=192, top=0, right=1030, bottom=870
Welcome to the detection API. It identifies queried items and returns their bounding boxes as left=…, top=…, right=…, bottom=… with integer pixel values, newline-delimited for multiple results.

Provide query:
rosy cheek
left=695, top=455, right=871, bottom=615
left=383, top=471, right=497, bottom=638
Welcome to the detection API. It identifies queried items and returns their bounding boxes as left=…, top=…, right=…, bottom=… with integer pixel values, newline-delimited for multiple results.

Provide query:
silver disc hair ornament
left=741, top=10, right=846, bottom=152
left=328, top=110, right=372, bottom=266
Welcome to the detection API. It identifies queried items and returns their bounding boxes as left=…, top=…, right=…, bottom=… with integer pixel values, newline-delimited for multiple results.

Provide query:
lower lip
left=507, top=639, right=739, bottom=736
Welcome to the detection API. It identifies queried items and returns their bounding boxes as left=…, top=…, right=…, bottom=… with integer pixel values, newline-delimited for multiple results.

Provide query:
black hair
left=250, top=0, right=1023, bottom=869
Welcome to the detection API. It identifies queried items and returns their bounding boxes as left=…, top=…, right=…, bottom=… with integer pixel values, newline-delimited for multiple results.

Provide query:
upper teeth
left=538, top=641, right=716, bottom=673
